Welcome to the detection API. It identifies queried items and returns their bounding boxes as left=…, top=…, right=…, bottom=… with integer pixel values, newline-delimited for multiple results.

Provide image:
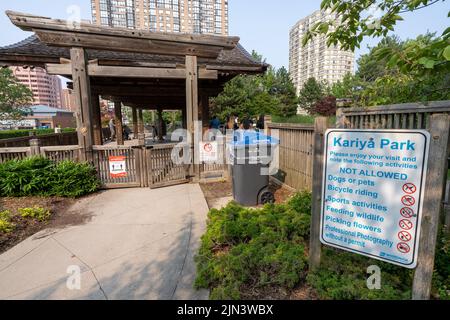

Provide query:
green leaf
left=443, top=45, right=450, bottom=61
left=417, top=57, right=437, bottom=69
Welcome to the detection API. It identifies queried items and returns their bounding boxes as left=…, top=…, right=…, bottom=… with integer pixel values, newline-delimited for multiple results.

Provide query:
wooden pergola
left=0, top=11, right=266, bottom=170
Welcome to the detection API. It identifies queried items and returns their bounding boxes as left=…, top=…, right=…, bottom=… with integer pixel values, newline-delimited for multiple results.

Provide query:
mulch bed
left=0, top=196, right=92, bottom=255
left=200, top=180, right=296, bottom=208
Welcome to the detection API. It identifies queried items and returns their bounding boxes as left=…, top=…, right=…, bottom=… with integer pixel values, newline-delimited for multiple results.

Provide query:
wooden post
left=29, top=138, right=41, bottom=156
left=138, top=108, right=145, bottom=146
left=186, top=55, right=199, bottom=179
left=114, top=101, right=124, bottom=146
left=336, top=108, right=347, bottom=129
left=200, top=94, right=209, bottom=131
left=157, top=108, right=164, bottom=142
left=70, top=47, right=94, bottom=162
left=91, top=93, right=103, bottom=145
left=132, top=107, right=138, bottom=139
left=309, top=117, right=330, bottom=271
left=412, top=114, right=450, bottom=300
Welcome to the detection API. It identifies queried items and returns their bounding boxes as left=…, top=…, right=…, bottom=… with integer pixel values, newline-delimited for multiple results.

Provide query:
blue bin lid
left=230, top=130, right=279, bottom=147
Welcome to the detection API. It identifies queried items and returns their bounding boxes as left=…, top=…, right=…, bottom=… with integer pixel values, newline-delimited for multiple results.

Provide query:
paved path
left=0, top=184, right=210, bottom=300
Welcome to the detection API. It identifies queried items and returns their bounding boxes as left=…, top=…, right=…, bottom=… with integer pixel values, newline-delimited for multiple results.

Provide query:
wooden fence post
left=29, top=138, right=41, bottom=156
left=412, top=114, right=450, bottom=300
left=336, top=108, right=346, bottom=129
left=309, top=117, right=330, bottom=271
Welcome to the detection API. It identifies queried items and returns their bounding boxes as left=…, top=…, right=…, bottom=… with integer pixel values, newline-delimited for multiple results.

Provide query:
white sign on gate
left=200, top=141, right=219, bottom=163
left=320, top=130, right=430, bottom=268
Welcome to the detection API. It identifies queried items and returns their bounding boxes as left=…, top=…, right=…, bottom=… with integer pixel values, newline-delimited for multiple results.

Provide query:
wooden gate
left=142, top=144, right=190, bottom=189
left=92, top=145, right=142, bottom=189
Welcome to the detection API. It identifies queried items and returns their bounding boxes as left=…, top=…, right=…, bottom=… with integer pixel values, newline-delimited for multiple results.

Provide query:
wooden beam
left=35, top=29, right=224, bottom=58
left=70, top=47, right=93, bottom=161
left=7, top=11, right=239, bottom=49
left=45, top=63, right=218, bottom=80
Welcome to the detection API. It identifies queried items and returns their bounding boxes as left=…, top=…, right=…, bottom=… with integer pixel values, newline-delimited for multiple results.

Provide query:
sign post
left=320, top=129, right=430, bottom=268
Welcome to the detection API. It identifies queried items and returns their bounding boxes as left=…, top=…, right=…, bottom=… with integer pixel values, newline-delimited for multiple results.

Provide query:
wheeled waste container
left=228, top=130, right=279, bottom=206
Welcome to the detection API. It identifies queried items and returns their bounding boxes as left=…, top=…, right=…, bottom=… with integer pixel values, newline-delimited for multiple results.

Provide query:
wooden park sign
left=309, top=115, right=450, bottom=300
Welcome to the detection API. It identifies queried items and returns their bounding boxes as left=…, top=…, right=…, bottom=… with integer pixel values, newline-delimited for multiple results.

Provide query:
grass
left=271, top=114, right=337, bottom=125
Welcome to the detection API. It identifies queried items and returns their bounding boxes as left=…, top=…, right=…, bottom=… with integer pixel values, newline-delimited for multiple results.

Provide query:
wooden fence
left=0, top=132, right=78, bottom=148
left=267, top=123, right=314, bottom=191
left=0, top=144, right=81, bottom=164
left=337, top=100, right=450, bottom=130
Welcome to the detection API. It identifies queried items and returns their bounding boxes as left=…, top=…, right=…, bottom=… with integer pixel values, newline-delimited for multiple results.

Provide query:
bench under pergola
left=0, top=11, right=266, bottom=168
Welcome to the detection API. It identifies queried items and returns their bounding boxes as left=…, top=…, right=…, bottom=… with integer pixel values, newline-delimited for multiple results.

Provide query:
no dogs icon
left=402, top=183, right=417, bottom=194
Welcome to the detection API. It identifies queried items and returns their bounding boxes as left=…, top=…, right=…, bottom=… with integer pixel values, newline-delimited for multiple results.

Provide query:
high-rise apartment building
left=289, top=10, right=354, bottom=94
left=91, top=0, right=229, bottom=35
left=10, top=67, right=63, bottom=109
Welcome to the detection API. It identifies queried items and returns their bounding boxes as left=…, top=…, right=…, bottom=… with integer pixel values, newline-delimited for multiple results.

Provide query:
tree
left=357, top=35, right=403, bottom=81
left=331, top=33, right=450, bottom=106
left=312, top=96, right=337, bottom=116
left=0, top=68, right=33, bottom=120
left=298, top=78, right=327, bottom=114
left=212, top=57, right=298, bottom=120
left=303, top=0, right=449, bottom=76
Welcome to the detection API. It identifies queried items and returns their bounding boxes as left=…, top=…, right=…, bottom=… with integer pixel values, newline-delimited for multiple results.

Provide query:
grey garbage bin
left=229, top=131, right=279, bottom=206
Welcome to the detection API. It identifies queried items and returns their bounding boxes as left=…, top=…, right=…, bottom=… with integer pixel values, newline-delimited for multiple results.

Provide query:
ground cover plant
left=195, top=191, right=450, bottom=300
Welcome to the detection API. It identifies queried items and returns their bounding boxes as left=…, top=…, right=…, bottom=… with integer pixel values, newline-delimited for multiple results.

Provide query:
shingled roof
left=0, top=35, right=267, bottom=72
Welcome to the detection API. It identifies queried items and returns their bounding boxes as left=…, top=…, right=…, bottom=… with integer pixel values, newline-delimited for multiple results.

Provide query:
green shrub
left=306, top=247, right=413, bottom=300
left=19, top=206, right=51, bottom=222
left=0, top=157, right=100, bottom=198
left=0, top=210, right=15, bottom=234
left=195, top=191, right=312, bottom=300
left=0, top=128, right=75, bottom=140
left=432, top=227, right=450, bottom=300
left=0, top=157, right=54, bottom=196
left=50, top=161, right=100, bottom=197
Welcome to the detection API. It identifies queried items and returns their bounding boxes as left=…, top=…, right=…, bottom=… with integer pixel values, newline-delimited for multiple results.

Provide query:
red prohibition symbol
left=400, top=207, right=415, bottom=219
left=203, top=143, right=213, bottom=152
left=401, top=195, right=416, bottom=207
left=402, top=183, right=417, bottom=194
left=399, top=219, right=414, bottom=231
left=398, top=231, right=412, bottom=242
left=397, top=242, right=411, bottom=254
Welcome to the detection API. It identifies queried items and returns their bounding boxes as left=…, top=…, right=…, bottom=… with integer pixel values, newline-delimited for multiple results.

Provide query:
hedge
left=0, top=128, right=76, bottom=140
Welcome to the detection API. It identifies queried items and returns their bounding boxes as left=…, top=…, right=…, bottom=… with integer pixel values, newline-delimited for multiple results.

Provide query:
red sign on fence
left=109, top=156, right=127, bottom=178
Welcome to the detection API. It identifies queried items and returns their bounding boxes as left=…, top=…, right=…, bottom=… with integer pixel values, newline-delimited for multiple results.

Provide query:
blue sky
left=0, top=0, right=448, bottom=69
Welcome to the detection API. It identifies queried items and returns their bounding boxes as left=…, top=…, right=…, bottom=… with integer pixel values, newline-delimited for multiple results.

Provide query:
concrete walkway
left=0, top=184, right=210, bottom=300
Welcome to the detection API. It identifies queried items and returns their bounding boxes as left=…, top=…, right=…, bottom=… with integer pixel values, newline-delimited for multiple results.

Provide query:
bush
left=50, top=160, right=100, bottom=197
left=0, top=128, right=75, bottom=140
left=195, top=191, right=312, bottom=300
left=0, top=157, right=100, bottom=198
left=19, top=206, right=51, bottom=222
left=306, top=247, right=413, bottom=300
left=0, top=210, right=15, bottom=234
